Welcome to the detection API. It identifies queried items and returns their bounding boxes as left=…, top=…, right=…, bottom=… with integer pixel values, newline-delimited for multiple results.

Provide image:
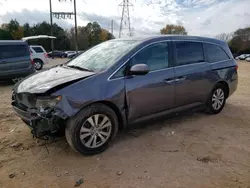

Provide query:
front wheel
left=206, top=84, right=226, bottom=114
left=65, top=103, right=119, bottom=155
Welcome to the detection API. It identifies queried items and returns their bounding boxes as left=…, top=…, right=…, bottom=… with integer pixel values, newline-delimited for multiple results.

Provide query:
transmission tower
left=119, top=0, right=133, bottom=38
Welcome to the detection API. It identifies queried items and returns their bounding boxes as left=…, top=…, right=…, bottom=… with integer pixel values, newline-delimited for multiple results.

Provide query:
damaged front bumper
left=12, top=102, right=68, bottom=138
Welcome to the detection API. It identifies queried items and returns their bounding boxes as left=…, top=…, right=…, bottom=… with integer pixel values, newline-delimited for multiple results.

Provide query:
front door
left=125, top=42, right=175, bottom=122
left=173, top=41, right=211, bottom=107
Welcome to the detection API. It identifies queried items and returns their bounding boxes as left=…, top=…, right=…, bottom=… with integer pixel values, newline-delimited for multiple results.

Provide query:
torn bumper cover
left=12, top=102, right=68, bottom=138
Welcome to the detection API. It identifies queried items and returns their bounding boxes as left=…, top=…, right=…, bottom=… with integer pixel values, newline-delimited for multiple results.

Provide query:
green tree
left=160, top=24, right=187, bottom=35
left=228, top=27, right=250, bottom=55
left=23, top=23, right=32, bottom=37
left=0, top=29, right=12, bottom=39
left=0, top=19, right=114, bottom=51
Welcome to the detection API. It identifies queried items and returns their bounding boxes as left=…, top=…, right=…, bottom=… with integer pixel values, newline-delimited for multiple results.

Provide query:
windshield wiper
left=65, top=65, right=94, bottom=72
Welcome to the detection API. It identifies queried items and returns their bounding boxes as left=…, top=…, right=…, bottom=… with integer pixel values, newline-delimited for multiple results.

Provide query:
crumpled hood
left=16, top=66, right=95, bottom=94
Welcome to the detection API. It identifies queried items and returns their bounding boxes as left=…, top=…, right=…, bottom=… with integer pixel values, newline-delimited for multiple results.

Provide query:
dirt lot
left=0, top=61, right=250, bottom=188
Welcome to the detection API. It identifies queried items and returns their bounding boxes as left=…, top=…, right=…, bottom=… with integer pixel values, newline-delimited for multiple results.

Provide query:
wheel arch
left=216, top=80, right=229, bottom=99
left=78, top=100, right=126, bottom=130
left=33, top=58, right=44, bottom=64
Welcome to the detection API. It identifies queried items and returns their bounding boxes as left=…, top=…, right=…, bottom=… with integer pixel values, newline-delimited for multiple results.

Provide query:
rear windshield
left=31, top=47, right=45, bottom=53
left=0, top=44, right=29, bottom=59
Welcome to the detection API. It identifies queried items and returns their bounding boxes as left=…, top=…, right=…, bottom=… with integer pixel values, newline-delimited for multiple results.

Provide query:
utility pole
left=73, top=0, right=78, bottom=52
left=53, top=0, right=78, bottom=52
left=49, top=0, right=54, bottom=53
left=111, top=20, right=114, bottom=35
left=119, top=0, right=133, bottom=38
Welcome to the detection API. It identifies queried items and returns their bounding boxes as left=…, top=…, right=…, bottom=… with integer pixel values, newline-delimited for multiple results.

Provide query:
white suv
left=30, top=45, right=49, bottom=70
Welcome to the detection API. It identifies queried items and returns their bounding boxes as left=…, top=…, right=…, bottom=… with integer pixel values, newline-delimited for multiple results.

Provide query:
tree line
left=0, top=19, right=114, bottom=51
left=0, top=20, right=249, bottom=56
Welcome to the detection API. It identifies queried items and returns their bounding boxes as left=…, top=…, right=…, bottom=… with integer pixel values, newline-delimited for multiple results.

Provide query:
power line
left=118, top=0, right=133, bottom=38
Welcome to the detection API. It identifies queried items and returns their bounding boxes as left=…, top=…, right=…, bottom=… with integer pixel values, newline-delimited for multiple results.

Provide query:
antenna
left=119, top=0, right=133, bottom=38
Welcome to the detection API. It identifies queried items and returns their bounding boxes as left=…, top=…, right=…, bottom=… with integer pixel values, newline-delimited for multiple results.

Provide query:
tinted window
left=175, top=41, right=204, bottom=66
left=203, top=43, right=230, bottom=63
left=0, top=45, right=29, bottom=59
left=31, top=47, right=44, bottom=53
left=131, top=42, right=169, bottom=71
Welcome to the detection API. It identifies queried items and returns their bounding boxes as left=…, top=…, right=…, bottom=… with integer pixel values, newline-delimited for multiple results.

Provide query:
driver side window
left=130, top=42, right=169, bottom=71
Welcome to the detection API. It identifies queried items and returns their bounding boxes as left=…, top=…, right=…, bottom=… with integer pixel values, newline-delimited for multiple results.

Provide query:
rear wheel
left=65, top=103, right=119, bottom=155
left=206, top=84, right=226, bottom=114
left=34, top=59, right=43, bottom=70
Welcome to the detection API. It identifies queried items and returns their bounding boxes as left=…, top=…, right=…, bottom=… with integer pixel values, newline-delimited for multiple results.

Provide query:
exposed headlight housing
left=36, top=96, right=62, bottom=111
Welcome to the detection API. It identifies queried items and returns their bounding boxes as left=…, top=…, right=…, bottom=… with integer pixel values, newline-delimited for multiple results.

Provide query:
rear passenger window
left=203, top=43, right=230, bottom=63
left=31, top=47, right=45, bottom=53
left=131, top=42, right=169, bottom=71
left=175, top=41, right=204, bottom=66
left=0, top=45, right=29, bottom=59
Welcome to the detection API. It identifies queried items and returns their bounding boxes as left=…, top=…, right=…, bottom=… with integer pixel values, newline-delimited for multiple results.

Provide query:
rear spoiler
left=22, top=35, right=57, bottom=41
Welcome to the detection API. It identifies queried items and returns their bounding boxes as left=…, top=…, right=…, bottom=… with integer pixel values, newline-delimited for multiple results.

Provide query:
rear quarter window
left=0, top=44, right=29, bottom=59
left=203, top=43, right=230, bottom=63
left=31, top=47, right=45, bottom=53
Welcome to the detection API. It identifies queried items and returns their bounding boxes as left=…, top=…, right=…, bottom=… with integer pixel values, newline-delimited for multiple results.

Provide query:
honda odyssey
left=12, top=35, right=238, bottom=155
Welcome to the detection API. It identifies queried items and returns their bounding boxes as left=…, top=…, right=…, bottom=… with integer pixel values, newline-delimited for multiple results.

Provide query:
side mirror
left=129, top=64, right=149, bottom=76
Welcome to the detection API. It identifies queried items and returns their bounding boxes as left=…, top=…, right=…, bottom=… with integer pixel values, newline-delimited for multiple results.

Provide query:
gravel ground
left=0, top=61, right=250, bottom=188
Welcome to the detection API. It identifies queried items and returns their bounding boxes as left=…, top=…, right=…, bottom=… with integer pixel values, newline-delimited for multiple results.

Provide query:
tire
left=206, top=83, right=227, bottom=114
left=65, top=103, right=119, bottom=155
left=34, top=59, right=43, bottom=70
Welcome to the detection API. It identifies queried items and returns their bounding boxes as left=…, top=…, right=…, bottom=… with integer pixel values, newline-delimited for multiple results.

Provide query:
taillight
left=235, top=65, right=238, bottom=71
left=31, top=59, right=34, bottom=65
left=44, top=53, right=48, bottom=58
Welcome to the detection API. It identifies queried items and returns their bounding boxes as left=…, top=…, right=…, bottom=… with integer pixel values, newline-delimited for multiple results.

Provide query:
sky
left=0, top=0, right=249, bottom=37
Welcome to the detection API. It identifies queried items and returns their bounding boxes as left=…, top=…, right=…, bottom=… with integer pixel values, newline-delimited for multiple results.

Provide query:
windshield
left=66, top=40, right=140, bottom=72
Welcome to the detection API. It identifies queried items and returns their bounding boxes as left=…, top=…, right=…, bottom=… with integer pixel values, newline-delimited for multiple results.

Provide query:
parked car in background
left=65, top=51, right=75, bottom=57
left=47, top=51, right=67, bottom=58
left=0, top=40, right=35, bottom=83
left=30, top=45, right=49, bottom=70
left=67, top=52, right=76, bottom=59
left=245, top=54, right=250, bottom=59
left=246, top=57, right=250, bottom=62
left=68, top=51, right=84, bottom=59
left=236, top=54, right=250, bottom=60
left=12, top=35, right=238, bottom=155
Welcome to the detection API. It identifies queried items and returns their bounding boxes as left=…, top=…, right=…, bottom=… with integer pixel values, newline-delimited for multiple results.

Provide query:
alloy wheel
left=212, top=88, right=225, bottom=110
left=34, top=61, right=42, bottom=70
left=80, top=114, right=112, bottom=148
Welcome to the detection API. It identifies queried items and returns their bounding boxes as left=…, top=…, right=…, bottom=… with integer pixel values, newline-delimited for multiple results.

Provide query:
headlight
left=36, top=96, right=62, bottom=111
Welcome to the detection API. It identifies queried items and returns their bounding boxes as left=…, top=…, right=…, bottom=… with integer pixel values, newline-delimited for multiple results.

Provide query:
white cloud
left=0, top=0, right=249, bottom=37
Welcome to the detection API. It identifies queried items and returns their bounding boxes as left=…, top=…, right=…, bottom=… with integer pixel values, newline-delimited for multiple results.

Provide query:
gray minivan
left=12, top=35, right=238, bottom=155
left=0, top=40, right=35, bottom=82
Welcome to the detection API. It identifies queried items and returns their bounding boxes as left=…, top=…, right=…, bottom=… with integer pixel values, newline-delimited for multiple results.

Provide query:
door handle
left=164, top=78, right=176, bottom=84
left=175, top=76, right=186, bottom=82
